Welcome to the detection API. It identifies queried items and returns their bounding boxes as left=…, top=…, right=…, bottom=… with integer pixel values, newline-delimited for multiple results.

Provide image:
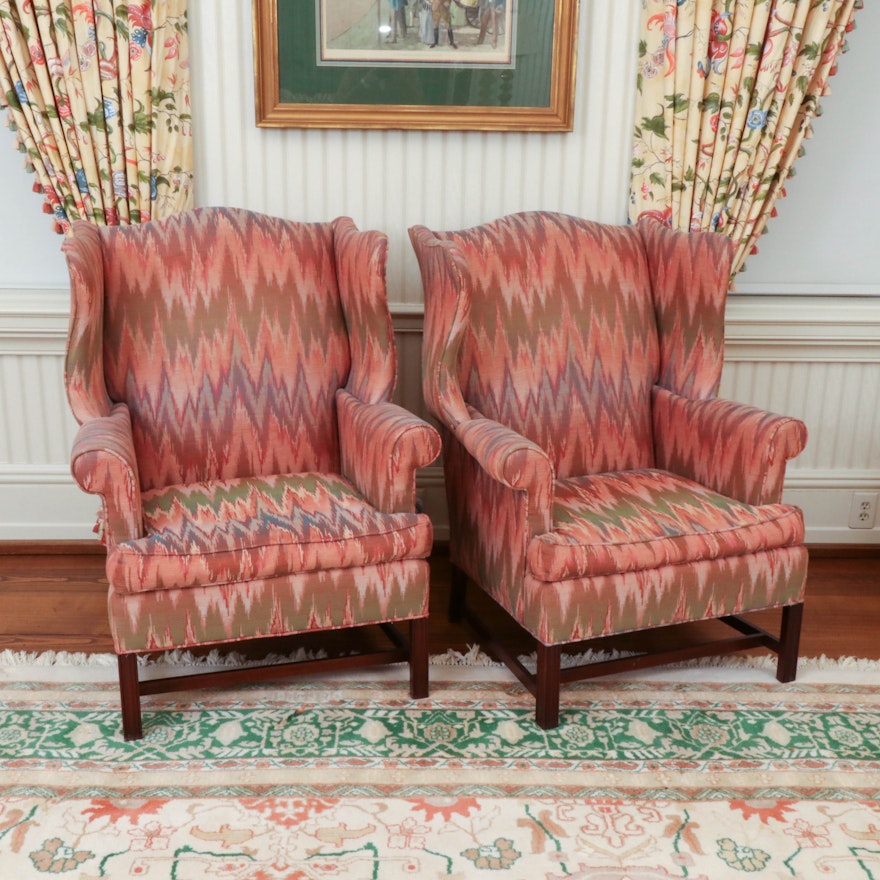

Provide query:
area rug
left=1, top=654, right=879, bottom=879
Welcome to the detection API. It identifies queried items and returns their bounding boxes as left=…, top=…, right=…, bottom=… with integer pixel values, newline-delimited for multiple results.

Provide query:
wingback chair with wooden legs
left=410, top=211, right=808, bottom=730
left=65, top=207, right=441, bottom=740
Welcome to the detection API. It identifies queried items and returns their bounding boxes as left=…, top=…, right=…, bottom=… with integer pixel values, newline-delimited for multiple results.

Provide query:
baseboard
left=0, top=475, right=99, bottom=541
left=0, top=468, right=449, bottom=543
left=0, top=476, right=877, bottom=545
left=783, top=487, right=880, bottom=546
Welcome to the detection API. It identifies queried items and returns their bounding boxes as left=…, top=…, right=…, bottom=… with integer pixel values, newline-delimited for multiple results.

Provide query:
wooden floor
left=0, top=547, right=878, bottom=663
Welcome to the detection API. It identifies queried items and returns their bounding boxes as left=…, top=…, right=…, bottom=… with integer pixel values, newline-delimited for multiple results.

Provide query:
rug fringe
left=0, top=650, right=117, bottom=668
left=3, top=646, right=880, bottom=673
left=446, top=649, right=880, bottom=673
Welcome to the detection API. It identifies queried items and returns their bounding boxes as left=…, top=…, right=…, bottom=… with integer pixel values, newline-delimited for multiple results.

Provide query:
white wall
left=0, top=135, right=68, bottom=286
left=1, top=0, right=878, bottom=542
left=0, top=162, right=67, bottom=289
left=737, top=0, right=879, bottom=292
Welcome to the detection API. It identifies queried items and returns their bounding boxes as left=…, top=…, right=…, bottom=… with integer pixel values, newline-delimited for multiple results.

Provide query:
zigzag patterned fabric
left=520, top=546, right=808, bottom=646
left=653, top=386, right=808, bottom=507
left=437, top=212, right=659, bottom=479
left=65, top=207, right=440, bottom=654
left=411, top=211, right=807, bottom=646
left=638, top=218, right=732, bottom=400
left=109, top=473, right=432, bottom=594
left=68, top=208, right=352, bottom=490
left=530, top=469, right=804, bottom=582
left=108, top=561, right=431, bottom=653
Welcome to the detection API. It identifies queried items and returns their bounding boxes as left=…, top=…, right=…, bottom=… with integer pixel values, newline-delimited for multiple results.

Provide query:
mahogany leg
left=535, top=643, right=562, bottom=730
left=409, top=617, right=429, bottom=699
left=117, top=653, right=143, bottom=741
left=776, top=602, right=804, bottom=683
left=449, top=564, right=468, bottom=624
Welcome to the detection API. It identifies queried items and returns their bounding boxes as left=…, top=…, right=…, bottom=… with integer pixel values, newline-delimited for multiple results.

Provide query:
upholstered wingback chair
left=65, top=207, right=441, bottom=739
left=410, top=211, right=807, bottom=729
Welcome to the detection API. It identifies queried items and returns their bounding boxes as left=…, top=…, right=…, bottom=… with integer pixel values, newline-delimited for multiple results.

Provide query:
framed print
left=254, top=0, right=580, bottom=131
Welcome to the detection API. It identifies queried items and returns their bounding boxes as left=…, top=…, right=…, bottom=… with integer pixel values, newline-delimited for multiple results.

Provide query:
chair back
left=66, top=208, right=354, bottom=491
left=437, top=212, right=661, bottom=477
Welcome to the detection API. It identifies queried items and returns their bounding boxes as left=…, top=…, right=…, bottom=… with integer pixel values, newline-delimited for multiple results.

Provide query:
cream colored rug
left=1, top=652, right=878, bottom=878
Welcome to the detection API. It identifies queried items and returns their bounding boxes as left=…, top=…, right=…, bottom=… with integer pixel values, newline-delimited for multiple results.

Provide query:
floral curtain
left=629, top=0, right=860, bottom=274
left=0, top=0, right=192, bottom=233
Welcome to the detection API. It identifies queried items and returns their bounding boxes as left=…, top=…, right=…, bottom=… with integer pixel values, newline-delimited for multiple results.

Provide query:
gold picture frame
left=254, top=0, right=580, bottom=131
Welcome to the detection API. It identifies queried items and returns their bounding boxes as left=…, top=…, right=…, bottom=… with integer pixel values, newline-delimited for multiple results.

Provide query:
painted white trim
left=725, top=296, right=880, bottom=329
left=733, top=282, right=880, bottom=297
left=0, top=471, right=875, bottom=544
left=0, top=287, right=70, bottom=354
left=0, top=480, right=98, bottom=541
left=5, top=289, right=880, bottom=339
left=724, top=296, right=880, bottom=362
left=0, top=466, right=447, bottom=542
left=785, top=470, right=880, bottom=491
left=802, top=528, right=880, bottom=545
left=1, top=463, right=873, bottom=492
left=0, top=464, right=73, bottom=484
left=0, top=286, right=69, bottom=315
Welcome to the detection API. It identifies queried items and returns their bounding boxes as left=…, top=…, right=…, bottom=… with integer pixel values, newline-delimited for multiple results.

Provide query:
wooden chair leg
left=535, top=643, right=562, bottom=730
left=409, top=617, right=429, bottom=699
left=776, top=602, right=804, bottom=683
left=117, top=653, right=143, bottom=741
left=449, top=564, right=468, bottom=623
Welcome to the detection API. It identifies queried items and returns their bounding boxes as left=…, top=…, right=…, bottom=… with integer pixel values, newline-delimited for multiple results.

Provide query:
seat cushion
left=107, top=473, right=433, bottom=593
left=527, top=469, right=804, bottom=582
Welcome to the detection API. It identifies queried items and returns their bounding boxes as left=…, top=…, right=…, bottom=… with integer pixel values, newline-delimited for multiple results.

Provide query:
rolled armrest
left=455, top=416, right=554, bottom=535
left=337, top=389, right=441, bottom=513
left=653, top=385, right=807, bottom=505
left=70, top=403, right=144, bottom=544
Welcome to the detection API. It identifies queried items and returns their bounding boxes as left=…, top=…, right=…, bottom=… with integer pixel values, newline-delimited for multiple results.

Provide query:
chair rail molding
left=724, top=295, right=880, bottom=363
left=2, top=288, right=880, bottom=543
left=0, top=287, right=70, bottom=353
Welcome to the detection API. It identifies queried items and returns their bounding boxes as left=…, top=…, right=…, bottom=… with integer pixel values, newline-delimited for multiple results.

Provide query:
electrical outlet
left=848, top=492, right=878, bottom=529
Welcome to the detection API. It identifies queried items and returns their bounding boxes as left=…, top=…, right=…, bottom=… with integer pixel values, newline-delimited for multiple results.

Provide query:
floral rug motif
left=1, top=670, right=880, bottom=878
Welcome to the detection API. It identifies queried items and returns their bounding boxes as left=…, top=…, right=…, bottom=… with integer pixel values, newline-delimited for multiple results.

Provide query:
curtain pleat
left=0, top=0, right=192, bottom=232
left=630, top=0, right=860, bottom=275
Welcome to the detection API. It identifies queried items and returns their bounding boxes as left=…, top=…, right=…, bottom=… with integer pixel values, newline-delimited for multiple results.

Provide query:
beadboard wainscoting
left=2, top=287, right=879, bottom=544
left=722, top=295, right=880, bottom=546
left=0, top=289, right=98, bottom=540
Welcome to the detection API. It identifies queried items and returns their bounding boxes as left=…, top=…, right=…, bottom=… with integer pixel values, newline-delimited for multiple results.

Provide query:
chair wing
left=412, top=211, right=808, bottom=729
left=637, top=217, right=733, bottom=399
left=64, top=207, right=440, bottom=740
left=65, top=221, right=112, bottom=423
left=334, top=217, right=396, bottom=404
left=408, top=225, right=471, bottom=429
